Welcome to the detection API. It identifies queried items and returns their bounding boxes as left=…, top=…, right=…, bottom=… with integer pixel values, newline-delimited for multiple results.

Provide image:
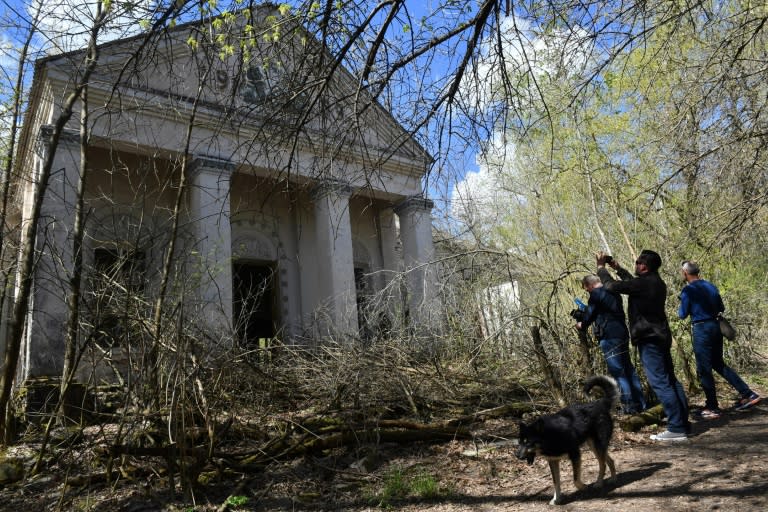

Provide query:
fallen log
left=441, top=402, right=534, bottom=427
left=619, top=404, right=665, bottom=432
left=253, top=424, right=472, bottom=463
left=98, top=400, right=522, bottom=478
left=105, top=422, right=471, bottom=475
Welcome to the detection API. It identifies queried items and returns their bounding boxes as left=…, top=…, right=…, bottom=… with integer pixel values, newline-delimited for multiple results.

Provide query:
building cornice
left=36, top=125, right=81, bottom=157
left=189, top=155, right=236, bottom=177
left=394, top=195, right=434, bottom=216
left=73, top=79, right=429, bottom=178
left=310, top=178, right=353, bottom=201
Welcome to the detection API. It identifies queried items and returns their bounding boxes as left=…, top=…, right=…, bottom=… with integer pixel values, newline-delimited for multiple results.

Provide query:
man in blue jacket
left=576, top=274, right=646, bottom=414
left=678, top=260, right=760, bottom=418
left=597, top=249, right=690, bottom=441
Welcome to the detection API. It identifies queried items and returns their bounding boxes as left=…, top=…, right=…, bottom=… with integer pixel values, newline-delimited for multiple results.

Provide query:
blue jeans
left=600, top=338, right=647, bottom=413
left=692, top=320, right=751, bottom=410
left=638, top=338, right=690, bottom=434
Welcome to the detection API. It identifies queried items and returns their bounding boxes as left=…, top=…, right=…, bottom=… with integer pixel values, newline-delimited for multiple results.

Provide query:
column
left=280, top=207, right=304, bottom=340
left=377, top=208, right=404, bottom=327
left=393, top=195, right=442, bottom=331
left=22, top=126, right=81, bottom=379
left=188, top=156, right=234, bottom=335
left=312, top=179, right=358, bottom=339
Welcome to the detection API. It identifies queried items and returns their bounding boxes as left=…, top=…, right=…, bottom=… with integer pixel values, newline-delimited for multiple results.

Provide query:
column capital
left=311, top=178, right=352, bottom=201
left=393, top=195, right=434, bottom=216
left=190, top=155, right=235, bottom=179
left=37, top=125, right=80, bottom=156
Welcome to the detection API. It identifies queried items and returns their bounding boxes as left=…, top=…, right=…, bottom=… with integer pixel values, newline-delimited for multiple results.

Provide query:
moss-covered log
left=619, top=404, right=665, bottom=432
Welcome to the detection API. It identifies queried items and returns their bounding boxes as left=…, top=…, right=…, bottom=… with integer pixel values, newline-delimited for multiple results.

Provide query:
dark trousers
left=692, top=320, right=751, bottom=409
left=638, top=338, right=690, bottom=434
left=599, top=337, right=646, bottom=413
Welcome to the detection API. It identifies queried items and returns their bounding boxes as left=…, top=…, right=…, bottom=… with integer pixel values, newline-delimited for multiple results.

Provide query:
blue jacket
left=678, top=279, right=724, bottom=322
left=580, top=286, right=629, bottom=341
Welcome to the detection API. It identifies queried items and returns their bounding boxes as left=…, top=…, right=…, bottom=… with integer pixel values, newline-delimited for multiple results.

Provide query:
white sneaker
left=650, top=430, right=688, bottom=442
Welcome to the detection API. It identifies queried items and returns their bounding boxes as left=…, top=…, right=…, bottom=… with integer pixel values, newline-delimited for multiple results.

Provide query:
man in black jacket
left=577, top=274, right=646, bottom=414
left=597, top=250, right=690, bottom=442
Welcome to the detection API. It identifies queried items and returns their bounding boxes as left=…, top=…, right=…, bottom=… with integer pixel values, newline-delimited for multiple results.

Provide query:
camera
left=569, top=308, right=585, bottom=322
left=604, top=255, right=613, bottom=263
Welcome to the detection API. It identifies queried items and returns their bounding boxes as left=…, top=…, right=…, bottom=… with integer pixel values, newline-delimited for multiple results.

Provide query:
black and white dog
left=516, top=375, right=619, bottom=505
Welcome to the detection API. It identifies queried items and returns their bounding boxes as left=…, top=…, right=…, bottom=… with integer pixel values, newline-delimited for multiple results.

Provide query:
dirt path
left=2, top=397, right=765, bottom=511
left=387, top=403, right=768, bottom=512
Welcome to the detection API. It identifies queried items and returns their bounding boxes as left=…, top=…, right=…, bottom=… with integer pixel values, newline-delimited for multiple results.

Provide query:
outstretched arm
left=616, top=265, right=633, bottom=281
left=597, top=266, right=645, bottom=296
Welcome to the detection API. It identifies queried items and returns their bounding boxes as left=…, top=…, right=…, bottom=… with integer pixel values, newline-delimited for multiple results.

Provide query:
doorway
left=232, top=262, right=278, bottom=348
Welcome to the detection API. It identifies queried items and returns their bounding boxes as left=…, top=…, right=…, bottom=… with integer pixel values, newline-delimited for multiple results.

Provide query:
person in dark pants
left=597, top=250, right=690, bottom=442
left=576, top=274, right=646, bottom=414
left=678, top=260, right=760, bottom=418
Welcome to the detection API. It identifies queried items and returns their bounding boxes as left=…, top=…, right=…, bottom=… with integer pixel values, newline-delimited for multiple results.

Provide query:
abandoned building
left=1, top=6, right=441, bottom=386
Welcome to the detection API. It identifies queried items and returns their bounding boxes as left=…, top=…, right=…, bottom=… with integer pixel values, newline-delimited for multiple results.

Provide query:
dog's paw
left=549, top=497, right=562, bottom=505
left=593, top=480, right=604, bottom=489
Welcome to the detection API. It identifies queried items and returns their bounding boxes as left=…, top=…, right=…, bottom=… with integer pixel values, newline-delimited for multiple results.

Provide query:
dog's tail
left=584, top=375, right=620, bottom=408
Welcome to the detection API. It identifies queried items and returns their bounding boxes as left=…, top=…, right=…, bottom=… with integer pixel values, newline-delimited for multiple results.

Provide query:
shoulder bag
left=718, top=313, right=736, bottom=341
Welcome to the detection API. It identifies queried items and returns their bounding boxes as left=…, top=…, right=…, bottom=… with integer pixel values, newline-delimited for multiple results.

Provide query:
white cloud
left=450, top=131, right=521, bottom=244
left=459, top=15, right=595, bottom=116
left=450, top=15, right=593, bottom=242
left=0, top=34, right=19, bottom=78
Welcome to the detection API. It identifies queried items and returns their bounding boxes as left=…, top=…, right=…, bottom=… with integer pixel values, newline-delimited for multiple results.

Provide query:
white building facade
left=5, top=8, right=441, bottom=383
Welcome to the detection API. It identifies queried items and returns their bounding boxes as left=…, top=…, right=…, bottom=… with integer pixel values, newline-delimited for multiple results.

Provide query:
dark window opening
left=233, top=262, right=277, bottom=352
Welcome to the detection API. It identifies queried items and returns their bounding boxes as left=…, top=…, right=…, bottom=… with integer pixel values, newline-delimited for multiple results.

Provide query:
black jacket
left=580, top=286, right=629, bottom=341
left=597, top=266, right=671, bottom=345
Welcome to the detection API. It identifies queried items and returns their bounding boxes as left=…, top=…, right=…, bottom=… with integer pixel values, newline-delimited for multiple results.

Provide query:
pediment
left=39, top=7, right=430, bottom=172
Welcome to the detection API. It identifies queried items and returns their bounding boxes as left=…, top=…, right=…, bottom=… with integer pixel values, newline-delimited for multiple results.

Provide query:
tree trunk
left=0, top=77, right=99, bottom=444
left=674, top=337, right=698, bottom=394
left=576, top=328, right=595, bottom=376
left=59, top=81, right=92, bottom=426
left=530, top=323, right=566, bottom=406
